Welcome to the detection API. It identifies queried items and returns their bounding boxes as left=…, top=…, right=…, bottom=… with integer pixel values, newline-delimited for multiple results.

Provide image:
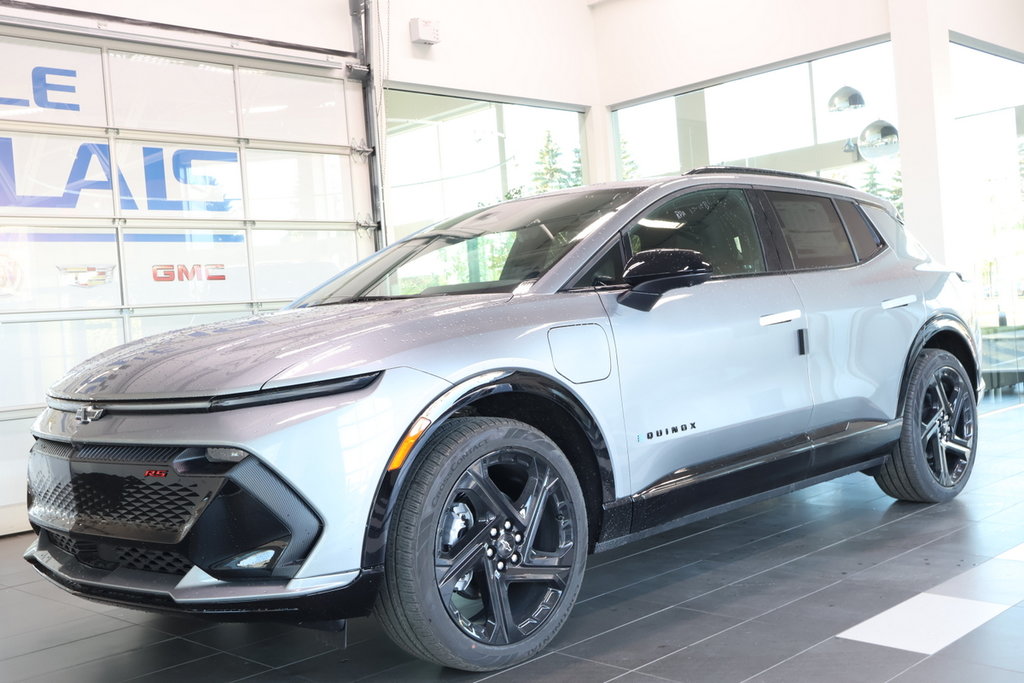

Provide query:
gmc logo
left=152, top=264, right=226, bottom=282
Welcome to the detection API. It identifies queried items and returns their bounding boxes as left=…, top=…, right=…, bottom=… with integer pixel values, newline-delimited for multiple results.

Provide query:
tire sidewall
left=397, top=419, right=588, bottom=669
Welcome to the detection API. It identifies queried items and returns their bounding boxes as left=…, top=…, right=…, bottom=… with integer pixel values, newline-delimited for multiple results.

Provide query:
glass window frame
left=567, top=186, right=784, bottom=290
left=757, top=189, right=860, bottom=272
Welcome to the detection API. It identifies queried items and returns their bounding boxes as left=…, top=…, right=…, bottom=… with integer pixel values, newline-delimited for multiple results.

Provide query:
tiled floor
left=2, top=399, right=1023, bottom=682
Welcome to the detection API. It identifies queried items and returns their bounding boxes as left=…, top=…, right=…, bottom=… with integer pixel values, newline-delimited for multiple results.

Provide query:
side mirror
left=618, top=248, right=713, bottom=311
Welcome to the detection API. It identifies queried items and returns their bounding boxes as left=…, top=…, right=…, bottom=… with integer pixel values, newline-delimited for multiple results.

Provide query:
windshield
left=293, top=187, right=643, bottom=306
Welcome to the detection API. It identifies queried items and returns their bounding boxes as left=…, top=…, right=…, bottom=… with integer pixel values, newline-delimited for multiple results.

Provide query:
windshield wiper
left=315, top=295, right=412, bottom=306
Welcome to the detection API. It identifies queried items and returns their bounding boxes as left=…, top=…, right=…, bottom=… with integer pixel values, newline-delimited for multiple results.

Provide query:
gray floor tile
left=560, top=606, right=740, bottom=669
left=934, top=602, right=1024, bottom=673
left=130, top=652, right=271, bottom=682
left=0, top=626, right=172, bottom=681
left=744, top=637, right=924, bottom=683
left=635, top=618, right=826, bottom=682
left=891, top=654, right=1024, bottom=682
left=27, top=637, right=219, bottom=683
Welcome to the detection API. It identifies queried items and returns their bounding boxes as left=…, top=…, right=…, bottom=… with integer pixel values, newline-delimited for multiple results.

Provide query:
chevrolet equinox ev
left=24, top=167, right=981, bottom=671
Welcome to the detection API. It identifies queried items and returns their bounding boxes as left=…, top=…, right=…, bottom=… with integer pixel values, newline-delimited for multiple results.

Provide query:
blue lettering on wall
left=0, top=66, right=79, bottom=110
left=173, top=150, right=237, bottom=211
left=31, top=67, right=80, bottom=111
left=64, top=143, right=138, bottom=210
left=0, top=136, right=238, bottom=212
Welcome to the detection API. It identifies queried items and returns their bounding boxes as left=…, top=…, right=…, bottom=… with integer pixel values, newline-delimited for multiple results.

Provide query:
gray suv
left=24, top=167, right=981, bottom=671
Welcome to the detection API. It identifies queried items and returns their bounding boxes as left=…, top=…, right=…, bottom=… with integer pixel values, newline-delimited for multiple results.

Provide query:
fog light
left=235, top=548, right=277, bottom=569
left=205, top=447, right=249, bottom=463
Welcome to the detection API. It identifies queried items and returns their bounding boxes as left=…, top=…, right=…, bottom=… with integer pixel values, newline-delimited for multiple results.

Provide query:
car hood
left=49, top=295, right=512, bottom=401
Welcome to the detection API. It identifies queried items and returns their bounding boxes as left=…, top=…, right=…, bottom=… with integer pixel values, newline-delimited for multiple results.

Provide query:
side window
left=837, top=200, right=885, bottom=261
left=766, top=191, right=856, bottom=269
left=625, top=188, right=766, bottom=277
left=572, top=240, right=625, bottom=288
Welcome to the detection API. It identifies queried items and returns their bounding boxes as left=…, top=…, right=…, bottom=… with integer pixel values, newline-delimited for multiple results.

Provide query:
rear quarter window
left=837, top=200, right=885, bottom=261
left=766, top=191, right=856, bottom=269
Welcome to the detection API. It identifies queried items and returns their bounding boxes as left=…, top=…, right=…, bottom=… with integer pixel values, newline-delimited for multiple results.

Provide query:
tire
left=373, top=417, right=588, bottom=672
left=875, top=349, right=978, bottom=503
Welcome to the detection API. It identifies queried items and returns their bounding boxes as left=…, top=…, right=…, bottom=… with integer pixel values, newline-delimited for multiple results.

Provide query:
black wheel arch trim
left=361, top=369, right=616, bottom=569
left=898, top=313, right=981, bottom=417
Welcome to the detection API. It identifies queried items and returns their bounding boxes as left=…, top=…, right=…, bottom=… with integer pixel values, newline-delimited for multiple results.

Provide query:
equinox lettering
left=644, top=422, right=698, bottom=441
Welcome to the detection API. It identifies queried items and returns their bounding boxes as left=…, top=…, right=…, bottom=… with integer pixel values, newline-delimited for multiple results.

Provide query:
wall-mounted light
left=410, top=18, right=440, bottom=45
left=828, top=86, right=866, bottom=112
left=857, top=120, right=899, bottom=160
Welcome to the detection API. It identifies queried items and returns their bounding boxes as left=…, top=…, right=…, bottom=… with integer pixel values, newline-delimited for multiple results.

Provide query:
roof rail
left=684, top=166, right=854, bottom=189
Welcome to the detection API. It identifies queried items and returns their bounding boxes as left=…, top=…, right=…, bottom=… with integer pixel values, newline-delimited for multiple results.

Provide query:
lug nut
left=503, top=520, right=513, bottom=530
left=496, top=560, right=505, bottom=571
left=514, top=533, right=523, bottom=544
left=486, top=546, right=495, bottom=558
left=510, top=553, right=519, bottom=563
left=490, top=527, right=499, bottom=538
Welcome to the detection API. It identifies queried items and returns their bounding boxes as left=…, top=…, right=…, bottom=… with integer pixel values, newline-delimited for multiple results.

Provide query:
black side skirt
left=595, top=419, right=900, bottom=553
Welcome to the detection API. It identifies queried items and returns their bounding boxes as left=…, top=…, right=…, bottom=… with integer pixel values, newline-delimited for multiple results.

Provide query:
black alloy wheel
left=375, top=416, right=587, bottom=672
left=875, top=349, right=978, bottom=503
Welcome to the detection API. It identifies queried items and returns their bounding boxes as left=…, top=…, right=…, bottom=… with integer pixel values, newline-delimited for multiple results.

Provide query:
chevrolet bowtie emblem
left=75, top=405, right=105, bottom=424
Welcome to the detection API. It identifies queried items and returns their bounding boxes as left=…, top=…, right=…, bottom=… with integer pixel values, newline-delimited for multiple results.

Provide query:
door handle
left=759, top=309, right=802, bottom=326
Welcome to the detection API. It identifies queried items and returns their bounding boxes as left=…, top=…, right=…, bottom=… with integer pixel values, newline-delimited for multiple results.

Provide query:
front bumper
left=25, top=535, right=381, bottom=620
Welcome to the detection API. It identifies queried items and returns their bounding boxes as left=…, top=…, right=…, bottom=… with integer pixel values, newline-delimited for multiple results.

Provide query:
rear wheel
left=374, top=417, right=588, bottom=671
left=875, top=349, right=978, bottom=502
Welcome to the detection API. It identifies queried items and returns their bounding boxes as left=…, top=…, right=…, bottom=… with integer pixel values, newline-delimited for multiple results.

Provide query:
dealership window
left=949, top=43, right=1024, bottom=408
left=383, top=90, right=584, bottom=239
left=612, top=42, right=902, bottom=203
left=0, top=32, right=374, bottom=417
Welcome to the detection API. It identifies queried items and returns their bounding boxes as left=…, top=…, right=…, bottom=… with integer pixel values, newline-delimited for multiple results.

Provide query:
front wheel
left=875, top=349, right=978, bottom=503
left=374, top=417, right=588, bottom=672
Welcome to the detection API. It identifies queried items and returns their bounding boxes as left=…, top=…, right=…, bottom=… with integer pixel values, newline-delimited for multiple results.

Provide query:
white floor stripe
left=837, top=593, right=1010, bottom=655
left=997, top=542, right=1024, bottom=563
left=837, top=542, right=1024, bottom=655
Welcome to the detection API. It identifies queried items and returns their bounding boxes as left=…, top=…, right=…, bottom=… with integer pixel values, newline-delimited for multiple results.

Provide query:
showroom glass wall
left=612, top=42, right=902, bottom=201
left=614, top=39, right=1024, bottom=408
left=0, top=33, right=374, bottom=418
left=383, top=90, right=584, bottom=239
left=950, top=43, right=1024, bottom=407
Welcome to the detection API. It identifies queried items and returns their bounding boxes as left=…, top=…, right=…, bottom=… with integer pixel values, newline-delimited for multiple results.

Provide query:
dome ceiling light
left=858, top=119, right=899, bottom=160
left=828, top=86, right=866, bottom=112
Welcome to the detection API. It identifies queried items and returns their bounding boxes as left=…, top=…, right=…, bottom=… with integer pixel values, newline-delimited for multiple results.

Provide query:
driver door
left=595, top=187, right=814, bottom=500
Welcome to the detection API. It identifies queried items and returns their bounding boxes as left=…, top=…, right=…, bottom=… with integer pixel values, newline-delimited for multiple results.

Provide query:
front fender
left=360, top=369, right=616, bottom=569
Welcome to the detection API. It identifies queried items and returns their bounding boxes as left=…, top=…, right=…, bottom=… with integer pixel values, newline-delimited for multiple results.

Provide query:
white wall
left=379, top=0, right=601, bottom=108
left=950, top=0, right=1024, bottom=55
left=8, top=0, right=356, bottom=52
left=589, top=0, right=891, bottom=107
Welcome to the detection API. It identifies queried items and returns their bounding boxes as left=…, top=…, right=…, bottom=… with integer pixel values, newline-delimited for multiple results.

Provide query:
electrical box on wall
left=409, top=18, right=440, bottom=45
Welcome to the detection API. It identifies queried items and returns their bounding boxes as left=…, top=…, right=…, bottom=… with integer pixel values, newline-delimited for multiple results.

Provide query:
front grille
left=29, top=438, right=321, bottom=584
left=28, top=440, right=223, bottom=544
left=115, top=545, right=194, bottom=575
left=46, top=531, right=194, bottom=576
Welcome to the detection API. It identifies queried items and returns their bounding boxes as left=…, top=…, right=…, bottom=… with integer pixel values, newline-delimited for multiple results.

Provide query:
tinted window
left=837, top=200, right=885, bottom=261
left=766, top=192, right=855, bottom=269
left=573, top=241, right=625, bottom=288
left=293, top=187, right=644, bottom=305
left=626, top=188, right=766, bottom=276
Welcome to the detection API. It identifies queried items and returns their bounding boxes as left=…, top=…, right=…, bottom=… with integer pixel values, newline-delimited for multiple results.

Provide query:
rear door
left=758, top=190, right=926, bottom=430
